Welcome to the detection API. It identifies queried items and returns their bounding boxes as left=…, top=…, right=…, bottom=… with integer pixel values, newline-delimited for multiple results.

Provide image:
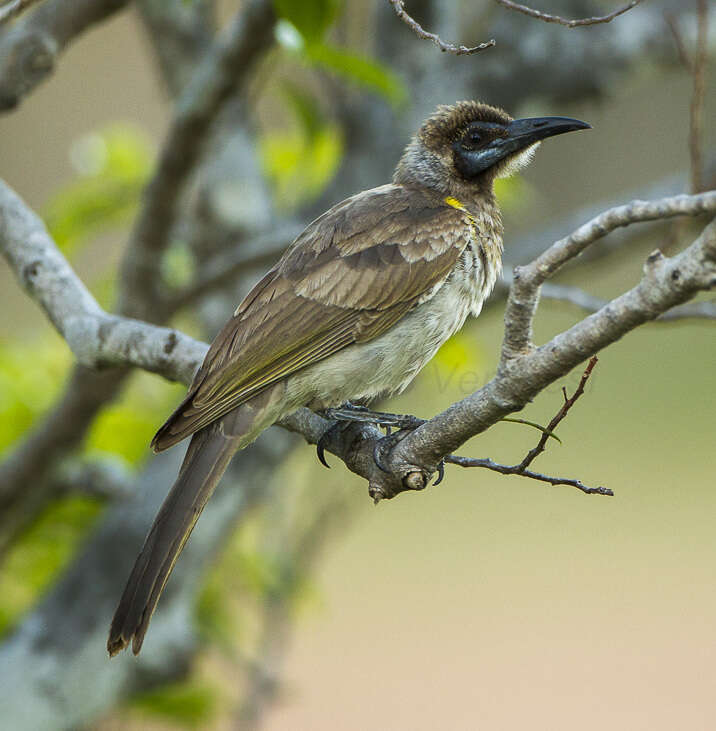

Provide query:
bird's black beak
left=454, top=116, right=591, bottom=179
left=506, top=116, right=592, bottom=148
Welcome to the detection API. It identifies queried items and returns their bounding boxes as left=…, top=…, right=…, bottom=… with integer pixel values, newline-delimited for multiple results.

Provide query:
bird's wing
left=152, top=185, right=470, bottom=450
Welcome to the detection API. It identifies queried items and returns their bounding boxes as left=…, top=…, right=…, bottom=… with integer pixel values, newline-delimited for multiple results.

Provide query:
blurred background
left=0, top=0, right=714, bottom=729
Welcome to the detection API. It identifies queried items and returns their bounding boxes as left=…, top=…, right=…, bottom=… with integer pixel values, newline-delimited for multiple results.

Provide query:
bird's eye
left=461, top=128, right=482, bottom=149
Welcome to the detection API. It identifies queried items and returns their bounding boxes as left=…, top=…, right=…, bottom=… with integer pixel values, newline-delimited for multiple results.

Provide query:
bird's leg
left=318, top=403, right=445, bottom=483
left=323, top=402, right=426, bottom=431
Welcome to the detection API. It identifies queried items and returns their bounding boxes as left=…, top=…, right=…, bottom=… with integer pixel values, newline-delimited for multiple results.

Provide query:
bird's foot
left=323, top=402, right=426, bottom=432
left=317, top=403, right=441, bottom=481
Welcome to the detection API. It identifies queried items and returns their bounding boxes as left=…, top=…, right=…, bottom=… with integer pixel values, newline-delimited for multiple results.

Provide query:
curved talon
left=316, top=440, right=331, bottom=468
left=433, top=459, right=445, bottom=486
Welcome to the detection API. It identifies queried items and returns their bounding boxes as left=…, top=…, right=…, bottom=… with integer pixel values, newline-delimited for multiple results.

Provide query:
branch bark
left=494, top=0, right=642, bottom=28
left=0, top=0, right=129, bottom=110
left=387, top=0, right=495, bottom=55
left=4, top=177, right=714, bottom=504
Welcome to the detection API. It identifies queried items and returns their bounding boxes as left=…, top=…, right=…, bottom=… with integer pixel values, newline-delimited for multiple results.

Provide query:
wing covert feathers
left=152, top=185, right=470, bottom=452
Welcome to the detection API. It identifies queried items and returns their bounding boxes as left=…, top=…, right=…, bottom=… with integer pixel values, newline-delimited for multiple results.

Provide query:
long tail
left=107, top=423, right=239, bottom=656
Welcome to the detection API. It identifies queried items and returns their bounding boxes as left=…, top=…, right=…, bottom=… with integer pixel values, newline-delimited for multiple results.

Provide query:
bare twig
left=494, top=0, right=641, bottom=28
left=690, top=0, right=708, bottom=194
left=664, top=13, right=692, bottom=70
left=540, top=282, right=716, bottom=321
left=517, top=356, right=597, bottom=471
left=0, top=0, right=45, bottom=25
left=387, top=0, right=495, bottom=55
left=441, top=358, right=609, bottom=496
left=444, top=455, right=612, bottom=495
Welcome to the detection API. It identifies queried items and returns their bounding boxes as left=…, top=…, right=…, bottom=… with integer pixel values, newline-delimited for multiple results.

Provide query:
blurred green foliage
left=260, top=85, right=344, bottom=210
left=0, top=496, right=101, bottom=636
left=129, top=680, right=219, bottom=729
left=43, top=124, right=152, bottom=254
left=273, top=0, right=341, bottom=43
left=305, top=43, right=407, bottom=108
left=0, top=338, right=71, bottom=454
left=86, top=371, right=186, bottom=465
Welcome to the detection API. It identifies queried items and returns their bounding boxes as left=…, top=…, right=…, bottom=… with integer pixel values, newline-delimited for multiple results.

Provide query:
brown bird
left=108, top=100, right=590, bottom=656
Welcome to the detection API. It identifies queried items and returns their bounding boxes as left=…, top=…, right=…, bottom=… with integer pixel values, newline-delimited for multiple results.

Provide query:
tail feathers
left=107, top=424, right=239, bottom=656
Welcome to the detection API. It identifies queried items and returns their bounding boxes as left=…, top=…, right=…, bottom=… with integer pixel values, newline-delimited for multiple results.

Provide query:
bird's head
left=394, top=100, right=590, bottom=197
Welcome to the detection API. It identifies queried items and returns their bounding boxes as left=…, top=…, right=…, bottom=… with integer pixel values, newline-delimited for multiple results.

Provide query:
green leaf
left=273, top=0, right=341, bottom=43
left=305, top=42, right=407, bottom=108
left=260, top=123, right=343, bottom=211
left=501, top=417, right=562, bottom=444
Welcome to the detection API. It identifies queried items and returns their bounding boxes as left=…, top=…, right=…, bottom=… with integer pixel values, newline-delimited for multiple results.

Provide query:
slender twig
left=444, top=455, right=613, bottom=496
left=540, top=282, right=716, bottom=321
left=0, top=0, right=45, bottom=25
left=516, top=356, right=597, bottom=471
left=441, top=358, right=606, bottom=495
left=494, top=0, right=641, bottom=28
left=387, top=0, right=495, bottom=55
left=664, top=13, right=693, bottom=70
left=689, top=0, right=708, bottom=194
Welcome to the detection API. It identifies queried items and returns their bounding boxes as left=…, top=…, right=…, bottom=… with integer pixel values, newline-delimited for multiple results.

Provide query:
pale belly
left=284, top=252, right=499, bottom=411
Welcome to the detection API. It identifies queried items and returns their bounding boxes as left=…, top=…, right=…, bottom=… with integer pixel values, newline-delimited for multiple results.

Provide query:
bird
left=108, top=100, right=590, bottom=656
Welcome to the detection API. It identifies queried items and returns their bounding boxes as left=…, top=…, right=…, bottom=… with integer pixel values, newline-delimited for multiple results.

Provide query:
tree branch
left=521, top=277, right=716, bottom=321
left=135, top=0, right=215, bottom=98
left=689, top=0, right=708, bottom=194
left=117, top=0, right=276, bottom=320
left=501, top=193, right=716, bottom=360
left=3, top=178, right=715, bottom=505
left=494, top=0, right=642, bottom=28
left=165, top=222, right=303, bottom=312
left=387, top=0, right=495, bottom=55
left=0, top=179, right=205, bottom=381
left=0, top=0, right=46, bottom=25
left=0, top=0, right=129, bottom=110
left=444, top=455, right=611, bottom=496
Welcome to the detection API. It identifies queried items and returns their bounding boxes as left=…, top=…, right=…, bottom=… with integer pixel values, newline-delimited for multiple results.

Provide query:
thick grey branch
left=0, top=179, right=206, bottom=381
left=0, top=0, right=129, bottom=110
left=3, top=178, right=715, bottom=504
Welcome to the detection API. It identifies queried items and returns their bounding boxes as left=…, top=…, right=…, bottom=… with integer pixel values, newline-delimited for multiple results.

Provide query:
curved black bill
left=507, top=116, right=592, bottom=146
